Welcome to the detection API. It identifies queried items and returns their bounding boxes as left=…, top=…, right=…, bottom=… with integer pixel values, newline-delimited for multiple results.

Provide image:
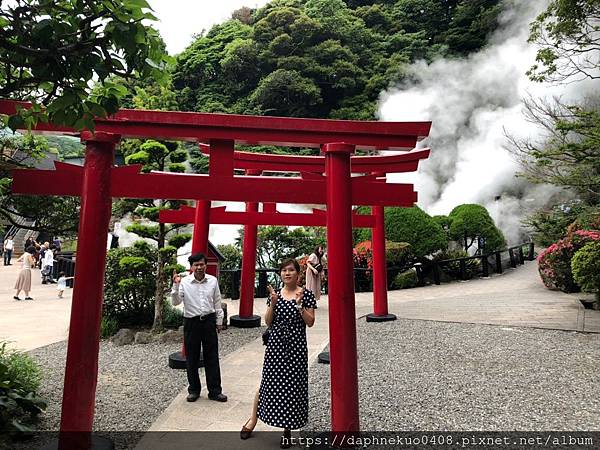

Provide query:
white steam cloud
left=379, top=0, right=598, bottom=244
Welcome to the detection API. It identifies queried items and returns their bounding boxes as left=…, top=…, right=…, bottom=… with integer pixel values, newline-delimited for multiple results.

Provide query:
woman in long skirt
left=14, top=246, right=35, bottom=301
left=240, top=258, right=317, bottom=448
left=305, top=245, right=325, bottom=300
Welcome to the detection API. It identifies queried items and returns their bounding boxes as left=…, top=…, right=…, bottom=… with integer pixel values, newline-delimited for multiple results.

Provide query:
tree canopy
left=448, top=203, right=506, bottom=252
left=173, top=0, right=503, bottom=119
left=528, top=0, right=600, bottom=83
left=0, top=0, right=170, bottom=130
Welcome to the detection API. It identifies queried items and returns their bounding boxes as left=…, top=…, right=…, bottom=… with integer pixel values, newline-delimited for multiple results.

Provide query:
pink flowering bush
left=538, top=229, right=600, bottom=292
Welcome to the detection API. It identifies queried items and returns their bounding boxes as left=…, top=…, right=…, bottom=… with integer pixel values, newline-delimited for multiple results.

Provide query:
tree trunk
left=152, top=207, right=166, bottom=331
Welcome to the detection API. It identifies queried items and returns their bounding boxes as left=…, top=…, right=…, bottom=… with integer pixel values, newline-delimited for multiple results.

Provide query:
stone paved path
left=137, top=260, right=599, bottom=449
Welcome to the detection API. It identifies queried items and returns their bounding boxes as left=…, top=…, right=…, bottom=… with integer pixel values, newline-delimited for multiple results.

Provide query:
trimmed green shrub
left=163, top=301, right=183, bottom=329
left=448, top=204, right=505, bottom=252
left=432, top=249, right=480, bottom=281
left=0, top=342, right=46, bottom=435
left=392, top=269, right=418, bottom=289
left=217, top=244, right=242, bottom=298
left=354, top=206, right=447, bottom=258
left=168, top=233, right=192, bottom=249
left=103, top=243, right=158, bottom=328
left=100, top=317, right=119, bottom=338
left=572, top=241, right=600, bottom=302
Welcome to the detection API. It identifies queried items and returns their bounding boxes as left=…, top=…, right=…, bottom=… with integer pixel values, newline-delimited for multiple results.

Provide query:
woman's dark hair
left=188, top=252, right=208, bottom=265
left=313, top=246, right=323, bottom=261
left=279, top=258, right=300, bottom=273
left=25, top=246, right=36, bottom=255
left=59, top=271, right=66, bottom=277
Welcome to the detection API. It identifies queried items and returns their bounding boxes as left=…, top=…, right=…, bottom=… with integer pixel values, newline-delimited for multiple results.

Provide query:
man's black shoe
left=208, top=393, right=227, bottom=402
left=186, top=393, right=200, bottom=402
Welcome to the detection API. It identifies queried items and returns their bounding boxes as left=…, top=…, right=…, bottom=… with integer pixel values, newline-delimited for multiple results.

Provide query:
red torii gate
left=160, top=147, right=431, bottom=327
left=0, top=99, right=431, bottom=448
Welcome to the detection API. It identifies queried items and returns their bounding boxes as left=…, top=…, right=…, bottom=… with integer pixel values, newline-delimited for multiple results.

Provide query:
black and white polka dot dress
left=257, top=289, right=317, bottom=429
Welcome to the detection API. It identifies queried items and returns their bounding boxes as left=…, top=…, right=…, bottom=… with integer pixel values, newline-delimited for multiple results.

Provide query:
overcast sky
left=147, top=1, right=271, bottom=55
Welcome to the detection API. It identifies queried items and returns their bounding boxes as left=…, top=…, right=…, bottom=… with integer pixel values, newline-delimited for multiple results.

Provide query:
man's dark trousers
left=184, top=314, right=222, bottom=397
left=3, top=249, right=11, bottom=265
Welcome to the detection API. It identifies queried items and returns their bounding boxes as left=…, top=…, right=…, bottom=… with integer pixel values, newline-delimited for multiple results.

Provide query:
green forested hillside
left=172, top=0, right=503, bottom=119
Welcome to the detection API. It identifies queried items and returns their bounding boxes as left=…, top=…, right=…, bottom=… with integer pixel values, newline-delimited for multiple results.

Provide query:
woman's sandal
left=280, top=428, right=292, bottom=449
left=240, top=418, right=255, bottom=440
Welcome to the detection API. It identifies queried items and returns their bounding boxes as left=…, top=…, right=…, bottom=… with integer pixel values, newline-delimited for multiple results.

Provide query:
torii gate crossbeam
left=2, top=99, right=431, bottom=448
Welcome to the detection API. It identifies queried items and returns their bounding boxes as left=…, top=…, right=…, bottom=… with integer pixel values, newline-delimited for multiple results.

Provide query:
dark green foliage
left=103, top=244, right=158, bottom=328
left=571, top=241, right=600, bottom=298
left=163, top=301, right=184, bottom=329
left=0, top=342, right=46, bottom=436
left=217, top=244, right=242, bottom=298
left=172, top=0, right=502, bottom=119
left=523, top=202, right=593, bottom=247
left=100, top=317, right=119, bottom=339
left=168, top=234, right=192, bottom=249
left=448, top=204, right=506, bottom=252
left=392, top=268, right=418, bottom=289
left=528, top=0, right=600, bottom=82
left=0, top=0, right=170, bottom=131
left=432, top=248, right=480, bottom=281
left=432, top=215, right=452, bottom=231
left=355, top=206, right=448, bottom=258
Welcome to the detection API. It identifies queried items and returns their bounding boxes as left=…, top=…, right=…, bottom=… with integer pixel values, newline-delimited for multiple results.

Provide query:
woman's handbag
left=262, top=327, right=271, bottom=346
left=313, top=262, right=323, bottom=273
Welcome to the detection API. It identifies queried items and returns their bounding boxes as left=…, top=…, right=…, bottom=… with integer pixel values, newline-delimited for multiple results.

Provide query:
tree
left=236, top=225, right=324, bottom=269
left=448, top=204, right=506, bottom=252
left=0, top=134, right=81, bottom=236
left=507, top=97, right=600, bottom=206
left=354, top=206, right=448, bottom=258
left=115, top=139, right=191, bottom=330
left=0, top=0, right=170, bottom=130
left=528, top=0, right=600, bottom=83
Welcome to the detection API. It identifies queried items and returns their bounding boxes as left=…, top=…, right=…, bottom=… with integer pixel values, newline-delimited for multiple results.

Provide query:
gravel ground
left=13, top=325, right=264, bottom=449
left=307, top=318, right=600, bottom=431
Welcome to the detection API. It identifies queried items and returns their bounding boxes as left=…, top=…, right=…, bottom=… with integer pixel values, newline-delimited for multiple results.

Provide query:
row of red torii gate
left=0, top=99, right=431, bottom=449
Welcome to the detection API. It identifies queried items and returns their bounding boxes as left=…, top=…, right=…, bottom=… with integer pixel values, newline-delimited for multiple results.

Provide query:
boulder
left=111, top=328, right=135, bottom=346
left=134, top=331, right=153, bottom=344
left=158, top=329, right=183, bottom=343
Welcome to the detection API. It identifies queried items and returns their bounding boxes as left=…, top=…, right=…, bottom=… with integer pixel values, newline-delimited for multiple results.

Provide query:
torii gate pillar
left=323, top=142, right=360, bottom=434
left=191, top=200, right=211, bottom=255
left=59, top=132, right=119, bottom=450
left=231, top=169, right=262, bottom=328
left=367, top=173, right=397, bottom=323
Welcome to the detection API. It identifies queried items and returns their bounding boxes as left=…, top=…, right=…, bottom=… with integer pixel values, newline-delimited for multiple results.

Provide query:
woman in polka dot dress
left=240, top=258, right=316, bottom=448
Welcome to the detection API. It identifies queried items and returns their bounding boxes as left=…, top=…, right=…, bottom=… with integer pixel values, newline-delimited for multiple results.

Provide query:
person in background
left=3, top=235, right=14, bottom=265
left=305, top=245, right=325, bottom=300
left=14, top=246, right=35, bottom=300
left=171, top=253, right=227, bottom=403
left=41, top=244, right=56, bottom=284
left=56, top=271, right=74, bottom=298
left=52, top=237, right=62, bottom=253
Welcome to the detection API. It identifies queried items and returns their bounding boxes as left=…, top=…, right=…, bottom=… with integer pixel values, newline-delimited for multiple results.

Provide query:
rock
left=178, top=325, right=184, bottom=334
left=111, top=328, right=135, bottom=346
left=134, top=331, right=153, bottom=344
left=158, top=329, right=183, bottom=343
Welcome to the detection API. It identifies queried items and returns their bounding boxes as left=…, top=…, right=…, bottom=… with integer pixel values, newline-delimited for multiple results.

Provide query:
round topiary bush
left=392, top=269, right=418, bottom=289
left=571, top=240, right=600, bottom=303
left=448, top=203, right=506, bottom=252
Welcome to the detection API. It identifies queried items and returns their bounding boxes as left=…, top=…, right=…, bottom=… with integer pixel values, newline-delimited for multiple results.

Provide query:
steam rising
left=379, top=0, right=597, bottom=244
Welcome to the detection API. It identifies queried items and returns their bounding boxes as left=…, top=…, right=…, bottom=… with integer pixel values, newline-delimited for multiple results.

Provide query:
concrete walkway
left=137, top=261, right=599, bottom=448
left=0, top=263, right=72, bottom=351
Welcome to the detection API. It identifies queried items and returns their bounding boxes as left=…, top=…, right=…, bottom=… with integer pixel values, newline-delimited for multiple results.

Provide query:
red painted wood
left=200, top=145, right=431, bottom=173
left=59, top=133, right=118, bottom=449
left=192, top=200, right=210, bottom=254
left=323, top=143, right=360, bottom=434
left=159, top=206, right=375, bottom=228
left=240, top=201, right=259, bottom=318
left=372, top=205, right=388, bottom=316
left=11, top=164, right=417, bottom=206
left=0, top=99, right=431, bottom=150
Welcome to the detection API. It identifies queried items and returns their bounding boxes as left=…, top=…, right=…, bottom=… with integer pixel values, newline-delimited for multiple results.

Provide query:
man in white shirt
left=171, top=253, right=227, bottom=403
left=3, top=235, right=13, bottom=265
left=41, top=243, right=55, bottom=284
